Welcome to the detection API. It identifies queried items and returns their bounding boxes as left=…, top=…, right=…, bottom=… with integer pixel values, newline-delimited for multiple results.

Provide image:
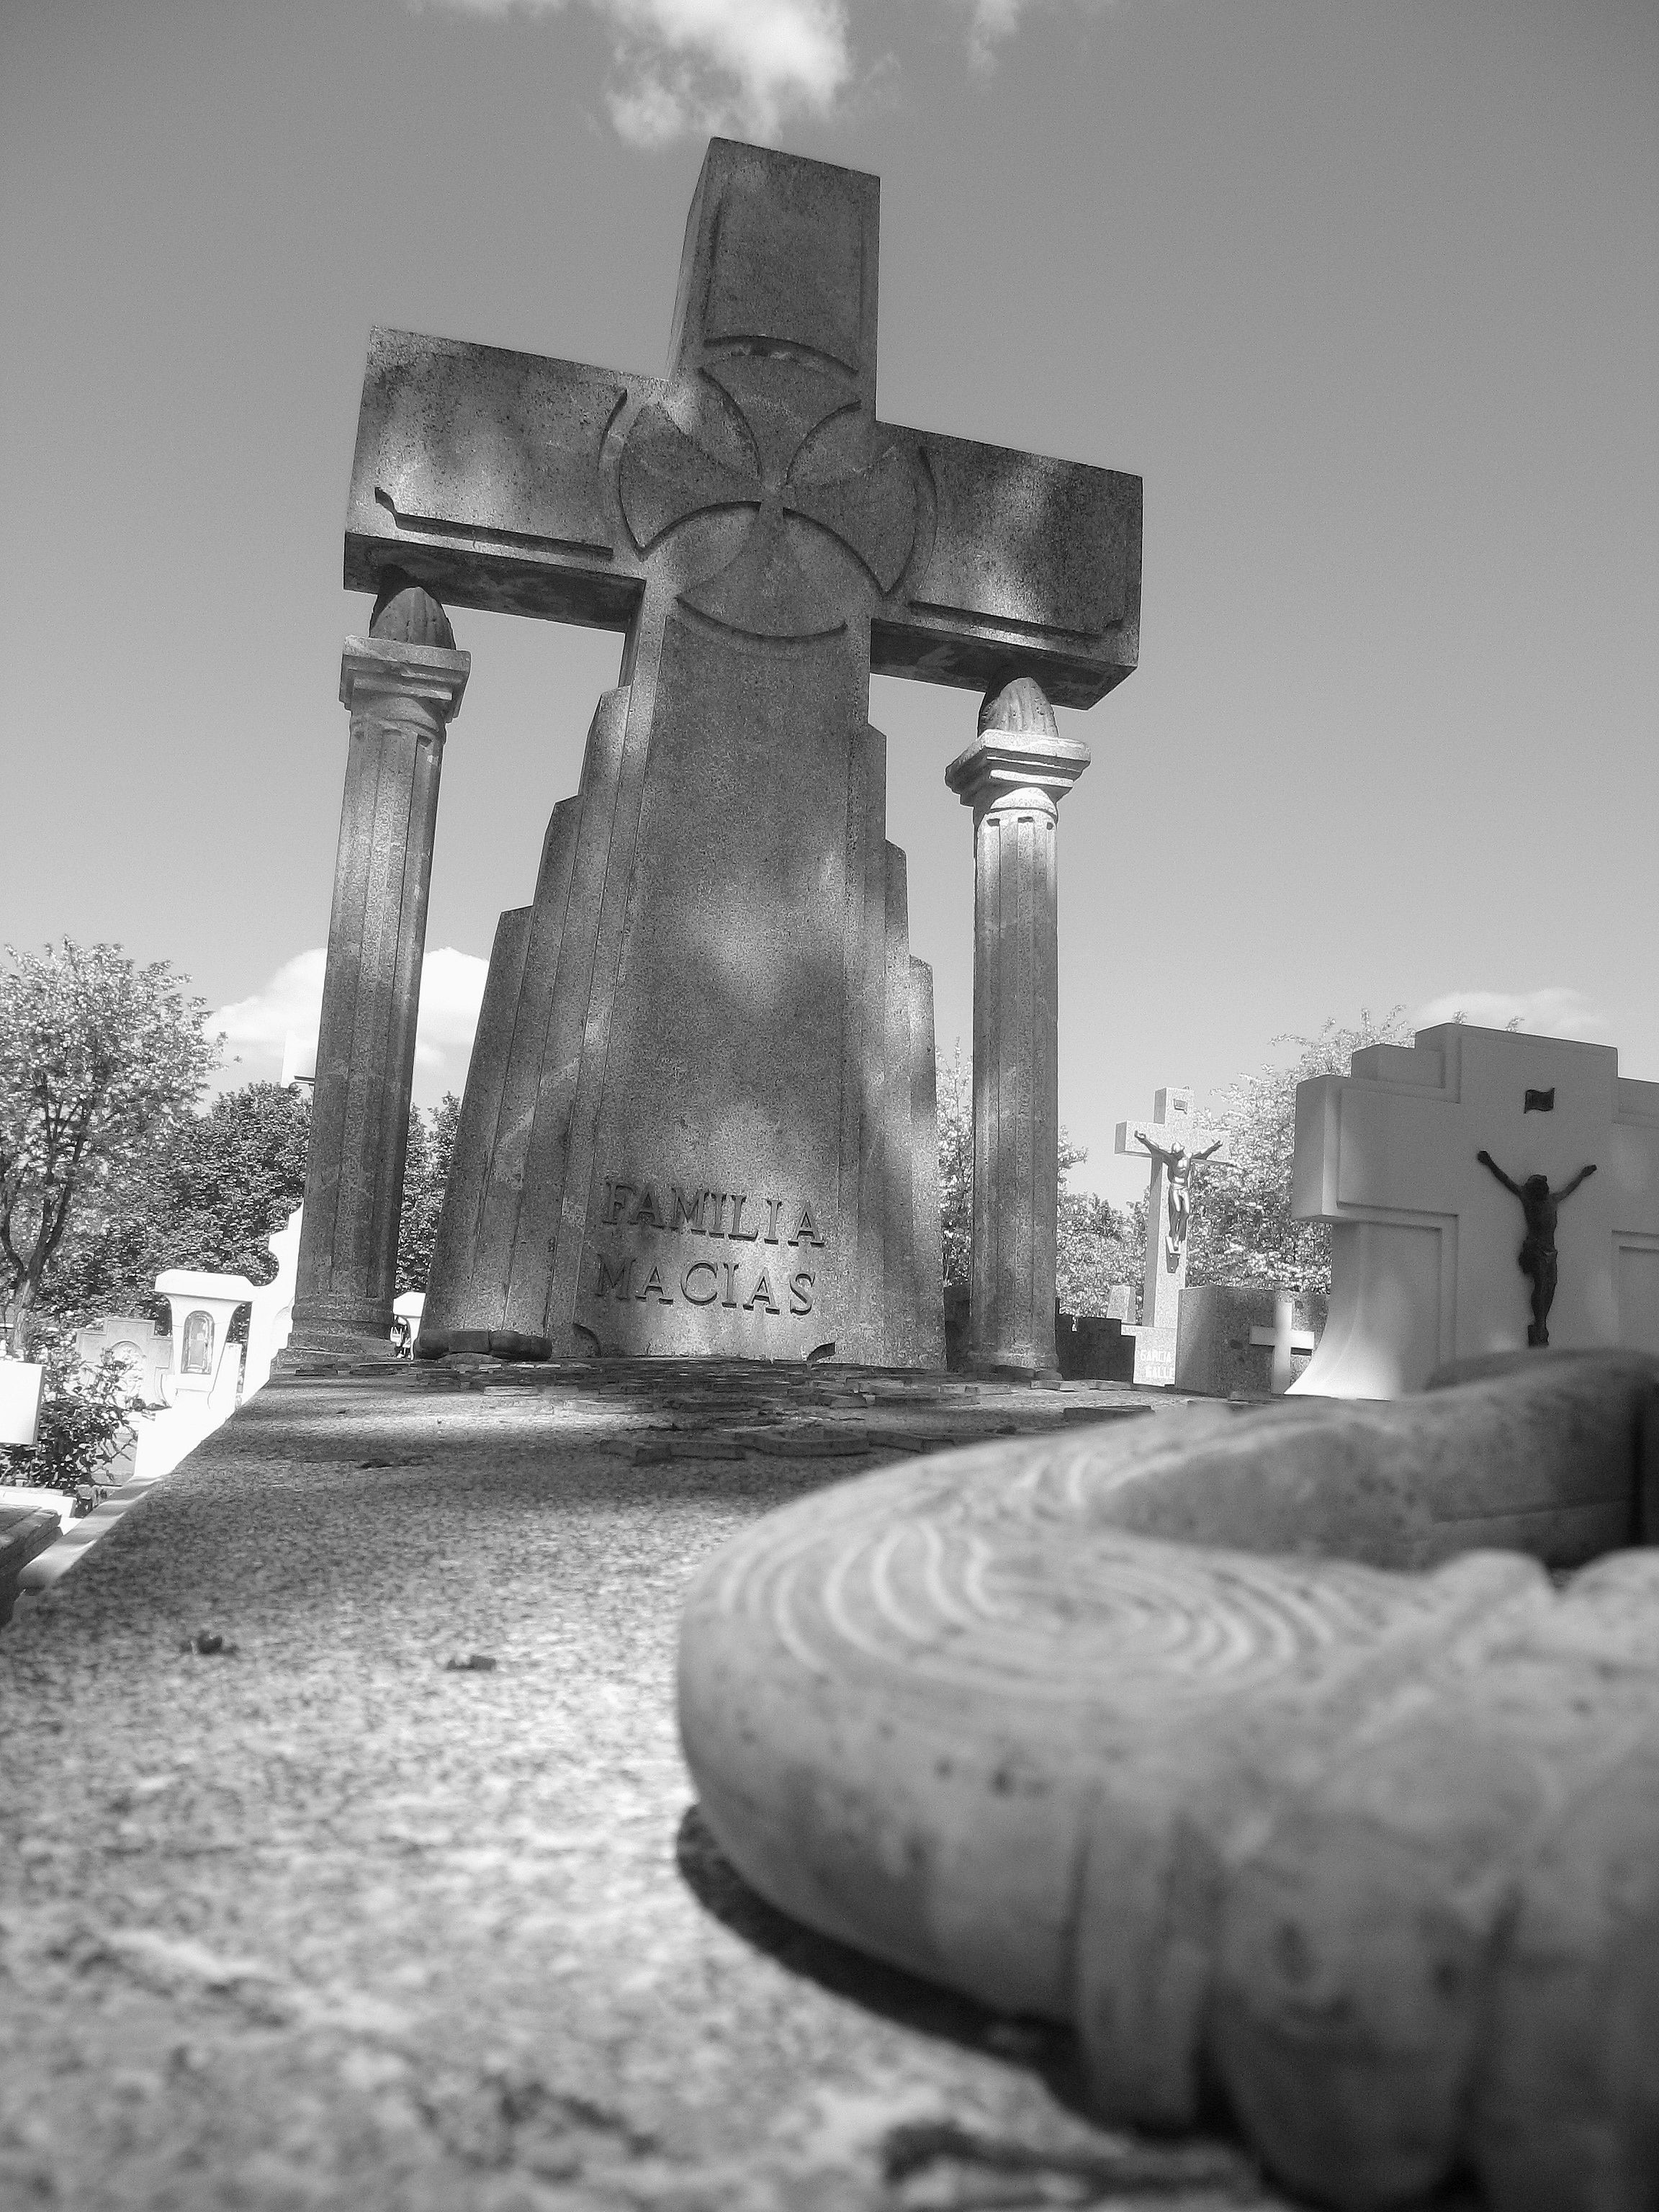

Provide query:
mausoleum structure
left=1291, top=1021, right=1659, bottom=1396
left=293, top=138, right=1142, bottom=1367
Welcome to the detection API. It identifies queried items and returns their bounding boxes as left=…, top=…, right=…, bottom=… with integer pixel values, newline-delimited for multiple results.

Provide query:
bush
left=0, top=1333, right=158, bottom=1493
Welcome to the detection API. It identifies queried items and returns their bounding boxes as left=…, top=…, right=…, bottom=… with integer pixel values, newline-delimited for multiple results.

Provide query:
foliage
left=397, top=1092, right=462, bottom=1294
left=1057, top=1133, right=1143, bottom=1316
left=0, top=942, right=217, bottom=1354
left=937, top=1042, right=972, bottom=1287
left=1186, top=1007, right=1415, bottom=1297
left=53, top=1080, right=313, bottom=1329
left=938, top=1043, right=1140, bottom=1312
left=0, top=1331, right=156, bottom=1493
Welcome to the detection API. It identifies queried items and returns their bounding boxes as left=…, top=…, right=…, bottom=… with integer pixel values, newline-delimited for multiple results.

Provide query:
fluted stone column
left=289, top=579, right=469, bottom=1360
left=946, top=676, right=1089, bottom=1376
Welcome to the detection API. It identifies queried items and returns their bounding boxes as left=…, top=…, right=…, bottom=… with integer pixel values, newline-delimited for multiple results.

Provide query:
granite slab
left=0, top=1362, right=1293, bottom=2212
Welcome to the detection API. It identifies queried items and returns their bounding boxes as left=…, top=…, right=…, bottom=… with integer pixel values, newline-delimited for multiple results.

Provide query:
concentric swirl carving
left=678, top=1352, right=1659, bottom=2211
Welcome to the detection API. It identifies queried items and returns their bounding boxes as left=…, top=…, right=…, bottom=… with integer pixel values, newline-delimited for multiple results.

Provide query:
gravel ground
left=0, top=1360, right=1303, bottom=2212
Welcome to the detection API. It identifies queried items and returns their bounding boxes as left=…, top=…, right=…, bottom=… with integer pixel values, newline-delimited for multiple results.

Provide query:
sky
left=3, top=0, right=1655, bottom=1208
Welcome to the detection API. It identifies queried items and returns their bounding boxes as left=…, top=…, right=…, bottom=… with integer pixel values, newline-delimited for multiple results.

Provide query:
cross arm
left=1293, top=1074, right=1462, bottom=1221
left=872, top=426, right=1141, bottom=710
left=344, top=328, right=652, bottom=629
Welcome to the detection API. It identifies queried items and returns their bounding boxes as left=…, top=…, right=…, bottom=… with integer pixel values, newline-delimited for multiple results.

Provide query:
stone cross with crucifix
left=1114, top=1087, right=1228, bottom=1385
left=289, top=139, right=1141, bottom=1367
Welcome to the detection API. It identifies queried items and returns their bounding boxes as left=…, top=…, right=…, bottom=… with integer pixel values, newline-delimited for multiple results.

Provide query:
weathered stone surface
left=946, top=677, right=1088, bottom=1375
left=0, top=1362, right=1287, bottom=2212
left=342, top=140, right=1136, bottom=1368
left=368, top=569, right=456, bottom=649
left=290, top=631, right=468, bottom=1357
left=679, top=1349, right=1659, bottom=2209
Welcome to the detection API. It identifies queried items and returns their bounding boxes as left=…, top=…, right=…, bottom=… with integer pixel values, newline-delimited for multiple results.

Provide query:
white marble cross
left=1290, top=1022, right=1659, bottom=1397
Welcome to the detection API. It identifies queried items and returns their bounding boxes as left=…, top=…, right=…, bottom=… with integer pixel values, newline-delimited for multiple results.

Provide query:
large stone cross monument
left=291, top=139, right=1141, bottom=1364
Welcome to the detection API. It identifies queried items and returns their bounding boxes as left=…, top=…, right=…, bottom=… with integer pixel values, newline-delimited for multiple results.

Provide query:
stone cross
left=301, top=138, right=1140, bottom=1364
left=1249, top=1293, right=1318, bottom=1394
left=1114, top=1087, right=1228, bottom=1386
left=1290, top=1022, right=1659, bottom=1396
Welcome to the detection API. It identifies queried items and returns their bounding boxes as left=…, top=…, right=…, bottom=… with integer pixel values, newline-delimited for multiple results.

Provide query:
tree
left=0, top=942, right=217, bottom=1354
left=0, top=1336, right=153, bottom=1495
left=1057, top=1135, right=1143, bottom=1316
left=397, top=1092, right=461, bottom=1293
left=1186, top=1007, right=1414, bottom=1296
left=937, top=1042, right=972, bottom=1288
left=47, top=1079, right=312, bottom=1326
left=938, top=1043, right=1139, bottom=1313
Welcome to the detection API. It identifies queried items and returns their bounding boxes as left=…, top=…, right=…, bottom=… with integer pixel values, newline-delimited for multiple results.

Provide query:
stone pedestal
left=290, top=607, right=469, bottom=1361
left=947, top=677, right=1088, bottom=1376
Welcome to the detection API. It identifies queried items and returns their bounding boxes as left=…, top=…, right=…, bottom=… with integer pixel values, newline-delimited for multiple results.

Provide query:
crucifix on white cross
left=1113, top=1087, right=1231, bottom=1334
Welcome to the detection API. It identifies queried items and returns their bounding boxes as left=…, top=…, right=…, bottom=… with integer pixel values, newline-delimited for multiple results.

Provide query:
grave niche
left=336, top=139, right=1141, bottom=1365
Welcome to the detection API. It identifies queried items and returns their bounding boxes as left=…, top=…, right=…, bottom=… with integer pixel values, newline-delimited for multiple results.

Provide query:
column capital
left=339, top=635, right=471, bottom=727
left=945, top=729, right=1090, bottom=822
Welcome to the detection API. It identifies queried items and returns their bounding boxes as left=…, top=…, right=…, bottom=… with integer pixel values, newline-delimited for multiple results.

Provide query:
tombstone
left=1105, top=1285, right=1137, bottom=1326
left=1056, top=1310, right=1136, bottom=1383
left=1291, top=1022, right=1659, bottom=1396
left=1113, top=1087, right=1228, bottom=1385
left=73, top=1316, right=172, bottom=1408
left=243, top=1209, right=302, bottom=1396
left=1173, top=1284, right=1321, bottom=1397
left=0, top=1358, right=45, bottom=1450
left=392, top=1290, right=426, bottom=1359
left=314, top=138, right=1139, bottom=1369
left=132, top=1272, right=253, bottom=1480
left=151, top=1274, right=250, bottom=1410
left=1250, top=1288, right=1323, bottom=1393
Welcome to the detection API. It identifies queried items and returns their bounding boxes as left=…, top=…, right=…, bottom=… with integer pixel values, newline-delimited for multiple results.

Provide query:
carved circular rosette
left=619, top=353, right=917, bottom=644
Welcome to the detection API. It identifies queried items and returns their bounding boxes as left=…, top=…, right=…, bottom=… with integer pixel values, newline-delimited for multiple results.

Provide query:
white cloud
left=608, top=0, right=851, bottom=144
left=418, top=0, right=852, bottom=143
left=213, top=950, right=328, bottom=1070
left=958, top=0, right=1028, bottom=71
left=210, top=948, right=489, bottom=1106
left=1411, top=986, right=1613, bottom=1043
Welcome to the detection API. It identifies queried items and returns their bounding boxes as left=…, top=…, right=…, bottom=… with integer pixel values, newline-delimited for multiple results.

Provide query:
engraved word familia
left=593, top=1179, right=828, bottom=1316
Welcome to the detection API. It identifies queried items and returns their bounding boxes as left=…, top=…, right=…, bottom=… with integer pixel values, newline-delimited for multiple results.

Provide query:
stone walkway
left=0, top=1362, right=1309, bottom=2211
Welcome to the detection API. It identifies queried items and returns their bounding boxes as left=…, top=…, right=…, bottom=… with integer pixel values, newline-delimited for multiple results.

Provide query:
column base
left=279, top=1312, right=400, bottom=1368
left=961, top=1354, right=1062, bottom=1384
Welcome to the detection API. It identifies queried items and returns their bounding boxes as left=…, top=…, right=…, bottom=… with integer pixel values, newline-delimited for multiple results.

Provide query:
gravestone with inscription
left=338, top=140, right=1140, bottom=1364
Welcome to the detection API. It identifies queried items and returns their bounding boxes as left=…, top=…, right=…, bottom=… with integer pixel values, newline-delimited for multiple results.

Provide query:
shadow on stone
left=673, top=1801, right=1094, bottom=2115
